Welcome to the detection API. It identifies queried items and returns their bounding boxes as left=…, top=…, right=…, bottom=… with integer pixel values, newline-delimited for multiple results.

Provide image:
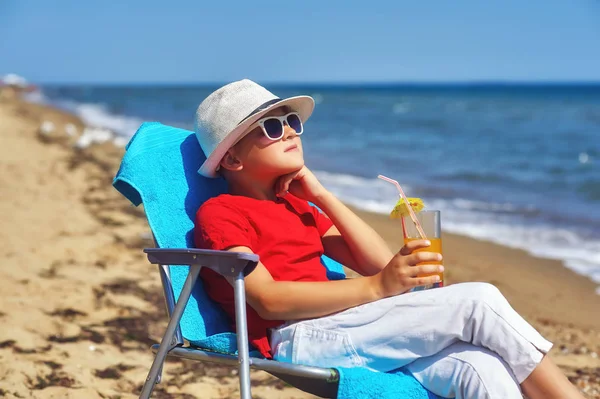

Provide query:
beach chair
left=113, top=122, right=440, bottom=399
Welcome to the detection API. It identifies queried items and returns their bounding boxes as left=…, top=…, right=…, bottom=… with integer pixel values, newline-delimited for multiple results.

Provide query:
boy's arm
left=229, top=243, right=441, bottom=320
left=234, top=246, right=379, bottom=320
left=315, top=191, right=394, bottom=276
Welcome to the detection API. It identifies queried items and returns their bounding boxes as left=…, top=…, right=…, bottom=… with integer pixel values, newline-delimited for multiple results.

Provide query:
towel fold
left=113, top=122, right=442, bottom=397
left=336, top=367, right=441, bottom=399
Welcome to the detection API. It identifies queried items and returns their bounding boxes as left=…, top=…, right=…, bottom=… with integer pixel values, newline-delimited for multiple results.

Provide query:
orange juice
left=404, top=237, right=444, bottom=283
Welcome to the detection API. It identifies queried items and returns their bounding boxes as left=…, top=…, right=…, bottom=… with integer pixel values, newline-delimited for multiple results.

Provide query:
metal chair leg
left=233, top=271, right=252, bottom=399
left=139, top=266, right=200, bottom=399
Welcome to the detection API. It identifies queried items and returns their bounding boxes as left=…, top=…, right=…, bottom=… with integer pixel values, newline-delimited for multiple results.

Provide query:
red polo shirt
left=194, top=193, right=334, bottom=358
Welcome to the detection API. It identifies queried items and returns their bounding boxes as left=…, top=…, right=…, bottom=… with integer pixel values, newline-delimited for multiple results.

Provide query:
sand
left=0, top=95, right=598, bottom=398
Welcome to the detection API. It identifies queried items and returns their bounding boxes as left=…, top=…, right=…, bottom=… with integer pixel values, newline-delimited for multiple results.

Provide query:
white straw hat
left=194, top=79, right=315, bottom=178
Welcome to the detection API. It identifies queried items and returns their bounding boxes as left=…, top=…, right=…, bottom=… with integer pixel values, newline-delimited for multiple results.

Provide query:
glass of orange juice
left=402, top=210, right=443, bottom=290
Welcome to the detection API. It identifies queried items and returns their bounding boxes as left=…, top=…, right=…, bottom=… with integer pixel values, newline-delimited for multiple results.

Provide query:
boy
left=194, top=79, right=583, bottom=399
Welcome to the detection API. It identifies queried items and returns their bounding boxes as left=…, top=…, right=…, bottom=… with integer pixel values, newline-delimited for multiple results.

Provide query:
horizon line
left=35, top=79, right=600, bottom=87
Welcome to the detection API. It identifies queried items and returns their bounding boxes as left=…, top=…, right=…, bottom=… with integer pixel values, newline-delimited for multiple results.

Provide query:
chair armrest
left=144, top=248, right=259, bottom=278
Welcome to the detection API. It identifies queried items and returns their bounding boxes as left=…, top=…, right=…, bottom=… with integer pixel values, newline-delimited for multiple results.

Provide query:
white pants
left=270, top=282, right=553, bottom=399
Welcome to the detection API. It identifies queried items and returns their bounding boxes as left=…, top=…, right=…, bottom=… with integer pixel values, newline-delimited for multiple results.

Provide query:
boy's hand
left=369, top=240, right=443, bottom=297
left=275, top=166, right=328, bottom=204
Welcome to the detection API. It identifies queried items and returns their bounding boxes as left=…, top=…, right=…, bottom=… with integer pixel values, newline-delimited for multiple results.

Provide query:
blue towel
left=337, top=367, right=440, bottom=399
left=113, top=122, right=442, bottom=397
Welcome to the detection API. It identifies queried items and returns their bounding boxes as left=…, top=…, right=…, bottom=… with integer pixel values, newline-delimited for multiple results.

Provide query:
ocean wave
left=314, top=170, right=412, bottom=213
left=314, top=169, right=600, bottom=292
left=66, top=102, right=144, bottom=137
left=24, top=89, right=143, bottom=138
left=22, top=89, right=48, bottom=104
left=442, top=219, right=600, bottom=281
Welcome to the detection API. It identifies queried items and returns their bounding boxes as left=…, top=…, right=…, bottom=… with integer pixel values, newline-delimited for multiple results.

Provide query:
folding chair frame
left=138, top=248, right=340, bottom=399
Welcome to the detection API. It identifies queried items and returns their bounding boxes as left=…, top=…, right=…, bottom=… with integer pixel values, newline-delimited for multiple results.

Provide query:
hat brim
left=198, top=95, right=315, bottom=178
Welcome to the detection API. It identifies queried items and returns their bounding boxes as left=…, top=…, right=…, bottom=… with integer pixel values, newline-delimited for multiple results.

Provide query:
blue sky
left=1, top=0, right=599, bottom=84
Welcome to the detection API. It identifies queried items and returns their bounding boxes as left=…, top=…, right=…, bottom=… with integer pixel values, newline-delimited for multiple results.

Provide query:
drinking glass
left=402, top=210, right=443, bottom=290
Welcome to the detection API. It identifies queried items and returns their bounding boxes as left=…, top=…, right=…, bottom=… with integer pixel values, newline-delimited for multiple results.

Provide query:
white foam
left=23, top=89, right=48, bottom=104
left=1, top=73, right=29, bottom=87
left=23, top=88, right=142, bottom=139
left=314, top=170, right=410, bottom=212
left=64, top=123, right=78, bottom=137
left=74, top=127, right=115, bottom=149
left=579, top=152, right=593, bottom=164
left=64, top=102, right=143, bottom=138
left=451, top=198, right=522, bottom=213
left=39, top=121, right=55, bottom=135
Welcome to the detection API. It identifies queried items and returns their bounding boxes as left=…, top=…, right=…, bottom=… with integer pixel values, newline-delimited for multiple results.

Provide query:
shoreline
left=1, top=96, right=598, bottom=398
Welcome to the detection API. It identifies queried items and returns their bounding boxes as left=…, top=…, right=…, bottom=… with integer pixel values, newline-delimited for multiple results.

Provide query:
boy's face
left=221, top=106, right=304, bottom=177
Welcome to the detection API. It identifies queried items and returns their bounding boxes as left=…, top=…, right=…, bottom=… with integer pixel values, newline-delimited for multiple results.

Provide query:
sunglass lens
left=287, top=114, right=303, bottom=133
left=263, top=118, right=283, bottom=139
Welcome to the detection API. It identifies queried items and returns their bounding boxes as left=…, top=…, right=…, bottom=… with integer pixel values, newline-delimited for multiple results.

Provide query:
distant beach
left=0, top=92, right=599, bottom=398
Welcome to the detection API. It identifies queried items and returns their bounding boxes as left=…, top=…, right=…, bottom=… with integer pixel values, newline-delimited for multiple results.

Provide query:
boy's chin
left=278, top=160, right=305, bottom=174
left=252, top=160, right=305, bottom=177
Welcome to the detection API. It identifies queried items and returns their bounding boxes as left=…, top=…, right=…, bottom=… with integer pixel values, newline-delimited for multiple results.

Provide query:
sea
left=26, top=83, right=600, bottom=293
